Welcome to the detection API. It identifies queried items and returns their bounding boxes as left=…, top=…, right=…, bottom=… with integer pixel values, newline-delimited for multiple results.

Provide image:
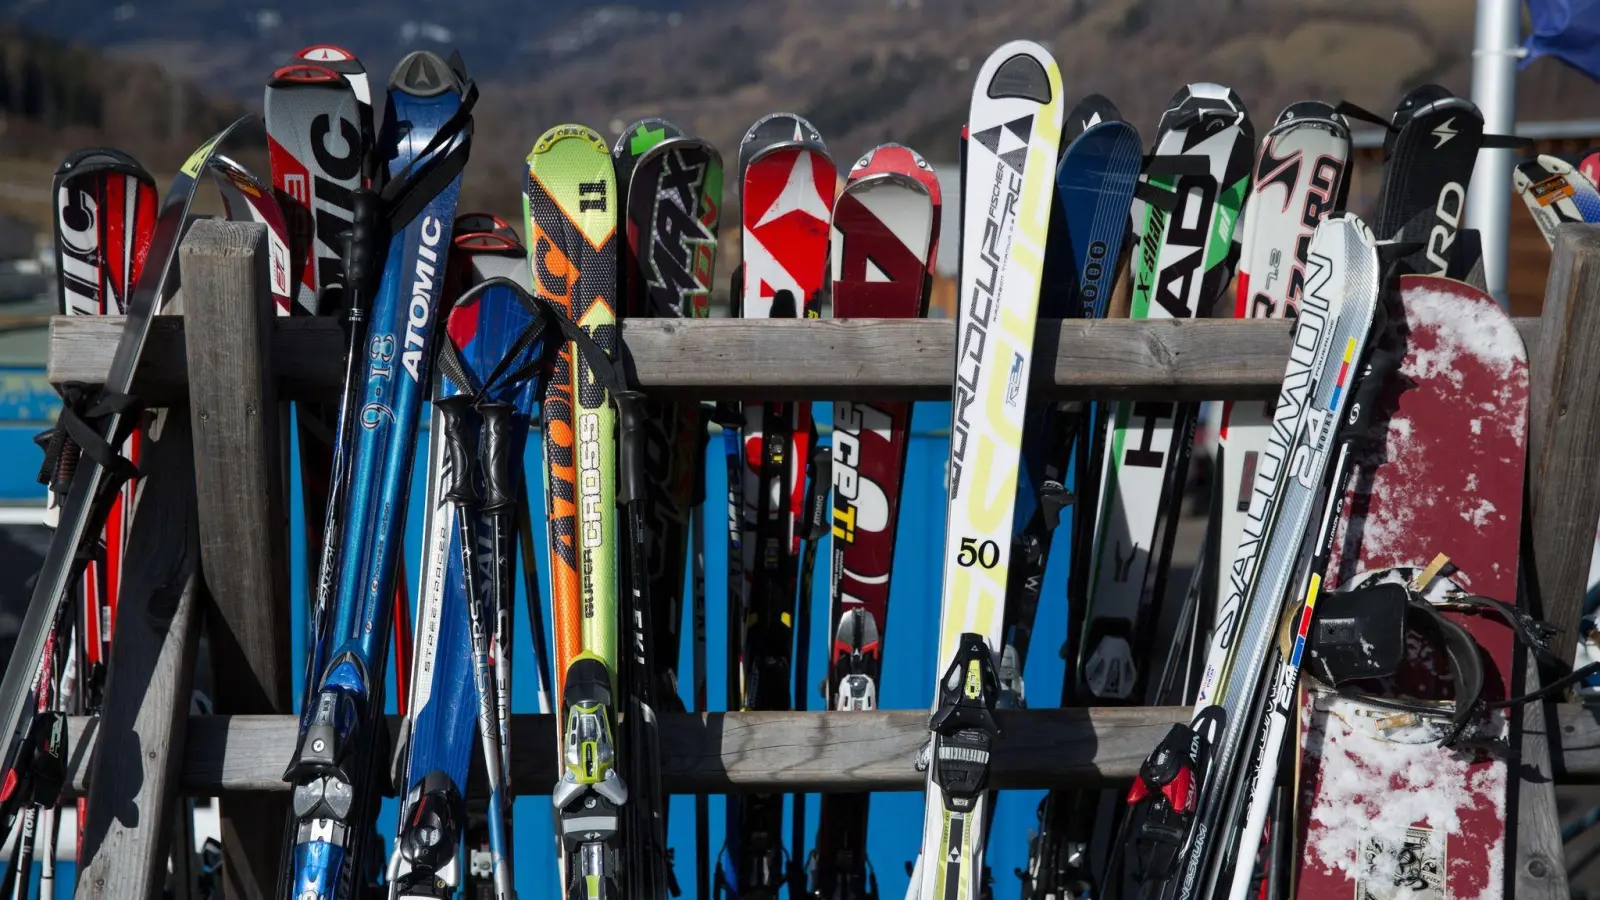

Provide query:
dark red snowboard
left=1295, top=274, right=1525, bottom=899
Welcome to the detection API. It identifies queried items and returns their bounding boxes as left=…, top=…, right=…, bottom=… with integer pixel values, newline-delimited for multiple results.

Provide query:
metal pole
left=1467, top=0, right=1523, bottom=308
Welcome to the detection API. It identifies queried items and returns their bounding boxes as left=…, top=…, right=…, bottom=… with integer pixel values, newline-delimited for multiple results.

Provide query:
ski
left=1514, top=153, right=1600, bottom=245
left=264, top=46, right=400, bottom=738
left=808, top=141, right=940, bottom=900
left=265, top=47, right=365, bottom=315
left=1125, top=213, right=1383, bottom=900
left=1354, top=85, right=1515, bottom=274
left=1077, top=83, right=1253, bottom=710
left=0, top=119, right=248, bottom=840
left=42, top=148, right=157, bottom=864
left=718, top=111, right=832, bottom=900
left=1294, top=276, right=1531, bottom=899
left=390, top=217, right=539, bottom=900
left=615, top=117, right=724, bottom=900
left=1211, top=100, right=1350, bottom=669
left=281, top=50, right=474, bottom=900
left=906, top=40, right=1062, bottom=900
left=524, top=123, right=627, bottom=900
left=1018, top=97, right=1144, bottom=900
left=208, top=153, right=296, bottom=313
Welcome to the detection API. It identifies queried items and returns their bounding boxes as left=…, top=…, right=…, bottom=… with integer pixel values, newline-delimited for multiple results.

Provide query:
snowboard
left=1514, top=154, right=1600, bottom=246
left=811, top=141, right=939, bottom=898
left=1294, top=275, right=1526, bottom=900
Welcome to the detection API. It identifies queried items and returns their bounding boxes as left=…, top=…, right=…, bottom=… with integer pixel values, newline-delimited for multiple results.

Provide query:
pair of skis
left=0, top=103, right=264, bottom=896
left=718, top=111, right=834, bottom=900
left=527, top=120, right=689, bottom=900
left=1, top=147, right=158, bottom=900
left=280, top=49, right=476, bottom=900
left=612, top=115, right=722, bottom=900
left=390, top=214, right=544, bottom=900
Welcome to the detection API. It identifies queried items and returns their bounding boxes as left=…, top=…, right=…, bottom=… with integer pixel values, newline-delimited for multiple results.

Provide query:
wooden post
left=180, top=219, right=293, bottom=899
left=76, top=407, right=202, bottom=899
left=1527, top=223, right=1600, bottom=664
left=1514, top=652, right=1571, bottom=899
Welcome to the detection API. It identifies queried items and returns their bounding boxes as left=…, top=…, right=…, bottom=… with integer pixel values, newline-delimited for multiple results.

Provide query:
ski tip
left=296, top=44, right=360, bottom=65
left=612, top=117, right=684, bottom=160
left=453, top=212, right=523, bottom=254
left=986, top=47, right=1053, bottom=105
left=1064, top=92, right=1124, bottom=140
left=850, top=142, right=929, bottom=173
left=390, top=50, right=463, bottom=98
left=1274, top=99, right=1348, bottom=132
left=54, top=147, right=153, bottom=183
left=268, top=62, right=344, bottom=86
left=1394, top=83, right=1455, bottom=117
left=740, top=111, right=824, bottom=150
left=528, top=123, right=609, bottom=162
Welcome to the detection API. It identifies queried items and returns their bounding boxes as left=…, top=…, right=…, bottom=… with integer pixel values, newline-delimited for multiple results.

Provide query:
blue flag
left=1525, top=0, right=1600, bottom=80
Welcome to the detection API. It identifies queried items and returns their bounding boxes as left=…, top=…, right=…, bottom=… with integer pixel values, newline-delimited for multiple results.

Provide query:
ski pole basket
left=41, top=218, right=1600, bottom=898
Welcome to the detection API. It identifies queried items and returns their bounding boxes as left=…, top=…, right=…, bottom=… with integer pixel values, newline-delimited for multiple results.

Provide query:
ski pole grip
left=434, top=395, right=477, bottom=506
left=345, top=187, right=382, bottom=301
left=615, top=390, right=647, bottom=507
left=805, top=448, right=833, bottom=539
left=479, top=402, right=515, bottom=513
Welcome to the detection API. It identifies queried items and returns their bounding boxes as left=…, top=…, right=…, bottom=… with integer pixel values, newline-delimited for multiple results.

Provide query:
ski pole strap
left=801, top=447, right=832, bottom=541
left=432, top=276, right=626, bottom=401
left=35, top=383, right=141, bottom=499
left=1134, top=154, right=1211, bottom=212
left=1333, top=101, right=1396, bottom=132
left=382, top=128, right=473, bottom=240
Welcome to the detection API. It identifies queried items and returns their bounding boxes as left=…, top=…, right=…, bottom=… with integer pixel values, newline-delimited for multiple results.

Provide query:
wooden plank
left=1527, top=224, right=1600, bottom=667
left=59, top=704, right=1600, bottom=795
left=49, top=315, right=1545, bottom=403
left=178, top=219, right=293, bottom=900
left=75, top=408, right=202, bottom=899
left=1513, top=651, right=1571, bottom=899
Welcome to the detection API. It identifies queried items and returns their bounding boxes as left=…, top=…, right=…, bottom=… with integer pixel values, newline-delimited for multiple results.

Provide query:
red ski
left=809, top=142, right=940, bottom=898
left=1295, top=275, right=1526, bottom=899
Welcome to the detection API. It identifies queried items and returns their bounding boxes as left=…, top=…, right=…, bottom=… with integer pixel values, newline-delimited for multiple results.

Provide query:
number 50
left=958, top=537, right=999, bottom=569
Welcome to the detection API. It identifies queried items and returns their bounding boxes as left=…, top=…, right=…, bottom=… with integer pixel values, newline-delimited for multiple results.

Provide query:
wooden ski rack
left=44, top=219, right=1600, bottom=898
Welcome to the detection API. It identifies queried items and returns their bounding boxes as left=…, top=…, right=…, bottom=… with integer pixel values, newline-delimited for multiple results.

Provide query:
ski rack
left=42, top=219, right=1600, bottom=899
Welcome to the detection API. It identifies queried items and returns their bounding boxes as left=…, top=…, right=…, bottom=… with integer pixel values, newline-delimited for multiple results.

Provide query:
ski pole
left=791, top=446, right=832, bottom=900
left=436, top=393, right=515, bottom=900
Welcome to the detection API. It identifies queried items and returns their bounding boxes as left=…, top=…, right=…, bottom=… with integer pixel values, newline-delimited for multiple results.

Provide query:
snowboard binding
left=1305, top=562, right=1589, bottom=750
